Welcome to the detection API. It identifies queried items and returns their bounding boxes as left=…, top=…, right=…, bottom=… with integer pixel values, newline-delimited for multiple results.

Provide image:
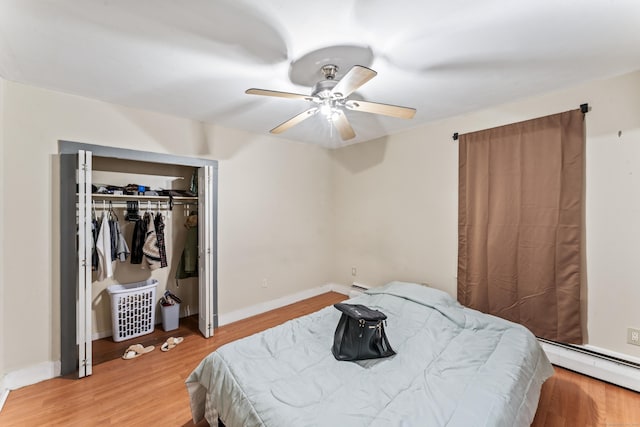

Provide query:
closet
left=59, top=141, right=218, bottom=378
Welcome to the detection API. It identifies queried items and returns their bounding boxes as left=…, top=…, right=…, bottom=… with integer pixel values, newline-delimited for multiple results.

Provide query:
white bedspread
left=186, top=281, right=554, bottom=427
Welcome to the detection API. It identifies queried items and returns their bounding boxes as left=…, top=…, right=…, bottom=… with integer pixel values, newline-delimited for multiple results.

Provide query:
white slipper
left=161, top=336, right=184, bottom=352
left=122, top=344, right=155, bottom=360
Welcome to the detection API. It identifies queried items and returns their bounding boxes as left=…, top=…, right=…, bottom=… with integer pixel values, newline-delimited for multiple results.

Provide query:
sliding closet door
left=77, top=150, right=93, bottom=377
left=198, top=165, right=215, bottom=337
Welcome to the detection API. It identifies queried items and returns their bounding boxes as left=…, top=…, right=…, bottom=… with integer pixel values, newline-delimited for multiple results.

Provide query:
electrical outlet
left=351, top=267, right=357, bottom=276
left=628, top=328, right=640, bottom=346
left=261, top=278, right=268, bottom=288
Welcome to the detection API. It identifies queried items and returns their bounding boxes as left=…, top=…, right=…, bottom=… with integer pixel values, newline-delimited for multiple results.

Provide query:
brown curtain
left=457, top=109, right=584, bottom=343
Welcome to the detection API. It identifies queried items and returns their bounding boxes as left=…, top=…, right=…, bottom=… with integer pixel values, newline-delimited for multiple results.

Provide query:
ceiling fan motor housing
left=312, top=79, right=340, bottom=98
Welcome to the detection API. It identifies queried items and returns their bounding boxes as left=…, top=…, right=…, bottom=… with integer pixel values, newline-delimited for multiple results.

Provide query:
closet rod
left=78, top=200, right=197, bottom=207
left=85, top=194, right=196, bottom=202
left=88, top=194, right=196, bottom=199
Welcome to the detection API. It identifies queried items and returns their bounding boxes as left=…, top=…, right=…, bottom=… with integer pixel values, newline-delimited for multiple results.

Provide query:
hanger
left=108, top=201, right=119, bottom=221
left=125, top=200, right=140, bottom=222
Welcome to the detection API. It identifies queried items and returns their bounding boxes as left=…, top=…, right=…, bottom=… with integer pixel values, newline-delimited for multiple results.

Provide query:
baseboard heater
left=349, top=282, right=371, bottom=297
left=539, top=338, right=640, bottom=392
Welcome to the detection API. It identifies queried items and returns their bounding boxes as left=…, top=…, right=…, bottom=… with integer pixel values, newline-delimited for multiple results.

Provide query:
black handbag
left=331, top=303, right=396, bottom=361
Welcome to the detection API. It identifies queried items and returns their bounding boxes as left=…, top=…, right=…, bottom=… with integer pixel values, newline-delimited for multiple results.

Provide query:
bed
left=186, top=281, right=554, bottom=427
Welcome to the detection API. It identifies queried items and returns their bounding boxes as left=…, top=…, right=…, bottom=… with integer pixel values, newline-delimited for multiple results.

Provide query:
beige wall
left=2, top=69, right=639, bottom=379
left=204, top=125, right=335, bottom=313
left=331, top=70, right=640, bottom=359
left=0, top=77, right=6, bottom=389
left=0, top=81, right=333, bottom=373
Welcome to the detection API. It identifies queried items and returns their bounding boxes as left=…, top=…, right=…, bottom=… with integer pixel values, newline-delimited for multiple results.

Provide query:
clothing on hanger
left=176, top=213, right=198, bottom=279
left=108, top=202, right=119, bottom=262
left=91, top=202, right=99, bottom=271
left=143, top=212, right=162, bottom=270
left=130, top=215, right=147, bottom=264
left=114, top=221, right=130, bottom=262
left=154, top=212, right=168, bottom=268
left=109, top=218, right=118, bottom=262
left=96, top=211, right=114, bottom=281
left=125, top=201, right=140, bottom=221
left=91, top=216, right=99, bottom=271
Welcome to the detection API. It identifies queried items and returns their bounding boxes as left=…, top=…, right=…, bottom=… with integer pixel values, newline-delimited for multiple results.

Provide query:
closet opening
left=59, top=141, right=218, bottom=378
left=91, top=157, right=200, bottom=365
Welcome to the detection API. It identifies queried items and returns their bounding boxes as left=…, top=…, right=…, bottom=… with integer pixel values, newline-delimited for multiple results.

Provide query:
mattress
left=186, top=281, right=554, bottom=426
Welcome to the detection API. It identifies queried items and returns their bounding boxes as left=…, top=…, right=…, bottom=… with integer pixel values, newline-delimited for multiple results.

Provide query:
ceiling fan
left=245, top=64, right=416, bottom=141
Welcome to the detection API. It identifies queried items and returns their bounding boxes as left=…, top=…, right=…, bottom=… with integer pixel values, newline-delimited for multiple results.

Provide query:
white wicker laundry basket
left=107, top=278, right=158, bottom=342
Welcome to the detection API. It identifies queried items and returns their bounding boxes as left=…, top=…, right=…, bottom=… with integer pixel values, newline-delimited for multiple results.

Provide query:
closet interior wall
left=91, top=156, right=199, bottom=339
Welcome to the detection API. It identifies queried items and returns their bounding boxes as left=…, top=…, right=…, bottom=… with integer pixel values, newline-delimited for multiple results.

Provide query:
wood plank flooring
left=532, top=364, right=640, bottom=426
left=2, top=291, right=640, bottom=426
left=92, top=314, right=200, bottom=366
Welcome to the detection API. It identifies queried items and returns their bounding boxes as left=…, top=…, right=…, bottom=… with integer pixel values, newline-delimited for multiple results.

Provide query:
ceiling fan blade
left=330, top=65, right=377, bottom=98
left=332, top=110, right=356, bottom=141
left=345, top=99, right=416, bottom=119
left=270, top=108, right=318, bottom=134
left=246, top=88, right=316, bottom=102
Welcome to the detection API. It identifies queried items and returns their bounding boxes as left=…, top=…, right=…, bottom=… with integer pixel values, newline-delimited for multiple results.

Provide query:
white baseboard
left=540, top=341, right=640, bottom=392
left=326, top=283, right=352, bottom=296
left=581, top=344, right=640, bottom=366
left=93, top=284, right=352, bottom=337
left=0, top=389, right=8, bottom=413
left=92, top=311, right=201, bottom=341
left=3, top=361, right=61, bottom=391
left=2, top=283, right=351, bottom=396
left=92, top=330, right=113, bottom=341
left=218, top=282, right=351, bottom=326
left=0, top=377, right=8, bottom=412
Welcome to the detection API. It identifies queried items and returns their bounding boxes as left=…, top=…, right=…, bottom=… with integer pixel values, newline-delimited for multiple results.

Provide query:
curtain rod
left=452, top=103, right=589, bottom=141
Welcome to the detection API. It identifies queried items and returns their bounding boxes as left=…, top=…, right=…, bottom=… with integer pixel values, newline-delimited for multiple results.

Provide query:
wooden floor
left=531, top=365, right=640, bottom=426
left=92, top=314, right=200, bottom=365
left=2, top=292, right=640, bottom=426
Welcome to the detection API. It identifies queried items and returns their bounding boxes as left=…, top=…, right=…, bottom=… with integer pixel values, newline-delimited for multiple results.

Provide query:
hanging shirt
left=91, top=217, right=99, bottom=271
left=143, top=212, right=162, bottom=270
left=154, top=212, right=168, bottom=268
left=114, top=221, right=130, bottom=262
left=109, top=219, right=118, bottom=262
left=130, top=216, right=147, bottom=264
left=176, top=214, right=198, bottom=279
left=96, top=212, right=113, bottom=281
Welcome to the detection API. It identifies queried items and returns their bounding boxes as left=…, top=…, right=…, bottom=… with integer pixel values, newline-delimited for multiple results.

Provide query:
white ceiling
left=1, top=0, right=639, bottom=148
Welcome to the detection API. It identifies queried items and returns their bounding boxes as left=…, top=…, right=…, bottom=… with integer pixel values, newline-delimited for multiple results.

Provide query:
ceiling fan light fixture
left=319, top=102, right=333, bottom=117
left=319, top=99, right=342, bottom=121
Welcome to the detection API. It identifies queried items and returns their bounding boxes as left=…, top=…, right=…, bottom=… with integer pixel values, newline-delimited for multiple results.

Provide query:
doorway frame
left=59, top=140, right=218, bottom=376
